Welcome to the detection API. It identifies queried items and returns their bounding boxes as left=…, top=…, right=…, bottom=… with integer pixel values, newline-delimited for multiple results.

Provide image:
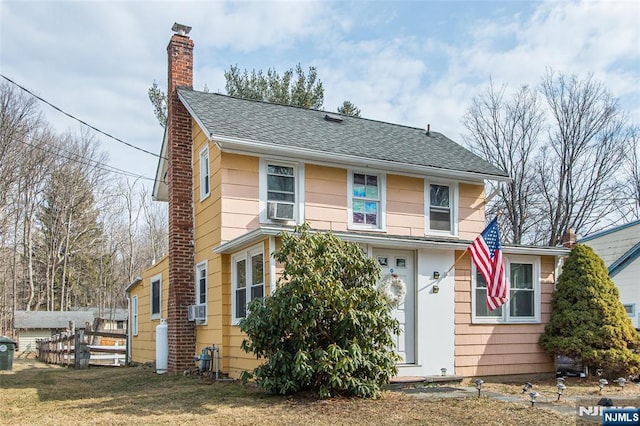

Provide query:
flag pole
left=440, top=212, right=502, bottom=278
left=442, top=250, right=468, bottom=278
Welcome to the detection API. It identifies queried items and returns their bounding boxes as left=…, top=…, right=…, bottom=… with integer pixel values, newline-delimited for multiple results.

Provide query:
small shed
left=86, top=308, right=128, bottom=333
left=13, top=311, right=94, bottom=353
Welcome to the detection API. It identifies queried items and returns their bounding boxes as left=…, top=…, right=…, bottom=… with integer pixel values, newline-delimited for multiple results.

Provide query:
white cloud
left=0, top=0, right=637, bottom=186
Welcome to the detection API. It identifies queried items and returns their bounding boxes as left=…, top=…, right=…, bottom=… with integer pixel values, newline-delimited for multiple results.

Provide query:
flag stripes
left=468, top=217, right=507, bottom=311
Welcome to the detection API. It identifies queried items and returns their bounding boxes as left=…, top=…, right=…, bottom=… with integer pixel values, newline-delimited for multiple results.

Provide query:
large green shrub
left=539, top=244, right=640, bottom=377
left=240, top=224, right=400, bottom=398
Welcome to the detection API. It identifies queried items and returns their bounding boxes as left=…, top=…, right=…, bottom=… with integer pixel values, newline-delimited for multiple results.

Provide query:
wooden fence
left=36, top=330, right=127, bottom=368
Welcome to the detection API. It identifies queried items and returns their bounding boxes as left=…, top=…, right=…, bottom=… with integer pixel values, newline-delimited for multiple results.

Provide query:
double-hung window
left=349, top=171, right=385, bottom=230
left=196, top=261, right=207, bottom=304
left=472, top=256, right=540, bottom=323
left=150, top=274, right=162, bottom=320
left=425, top=181, right=457, bottom=235
left=232, top=245, right=265, bottom=324
left=261, top=160, right=303, bottom=223
left=199, top=146, right=210, bottom=201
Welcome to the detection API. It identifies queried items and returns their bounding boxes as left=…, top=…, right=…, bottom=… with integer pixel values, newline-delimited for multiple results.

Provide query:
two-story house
left=126, top=25, right=569, bottom=379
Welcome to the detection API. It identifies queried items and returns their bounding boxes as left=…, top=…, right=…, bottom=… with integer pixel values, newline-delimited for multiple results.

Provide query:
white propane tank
left=155, top=319, right=168, bottom=374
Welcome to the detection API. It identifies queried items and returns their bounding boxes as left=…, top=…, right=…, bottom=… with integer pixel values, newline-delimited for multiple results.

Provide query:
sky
left=1, top=0, right=639, bottom=188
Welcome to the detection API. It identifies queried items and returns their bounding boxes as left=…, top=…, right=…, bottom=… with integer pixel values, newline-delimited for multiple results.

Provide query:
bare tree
left=35, top=133, right=107, bottom=311
left=620, top=127, right=640, bottom=221
left=140, top=185, right=168, bottom=264
left=462, top=81, right=544, bottom=244
left=0, top=82, right=48, bottom=332
left=537, top=71, right=629, bottom=245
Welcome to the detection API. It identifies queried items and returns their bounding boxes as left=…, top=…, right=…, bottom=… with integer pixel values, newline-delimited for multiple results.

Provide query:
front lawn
left=0, top=359, right=604, bottom=425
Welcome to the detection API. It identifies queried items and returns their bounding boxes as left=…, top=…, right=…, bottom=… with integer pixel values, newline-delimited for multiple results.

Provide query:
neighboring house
left=580, top=220, right=640, bottom=329
left=77, top=307, right=129, bottom=333
left=13, top=310, right=94, bottom=353
left=127, top=25, right=569, bottom=379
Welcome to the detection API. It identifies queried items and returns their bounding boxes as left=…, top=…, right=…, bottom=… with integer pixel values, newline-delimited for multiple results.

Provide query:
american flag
left=468, top=217, right=506, bottom=311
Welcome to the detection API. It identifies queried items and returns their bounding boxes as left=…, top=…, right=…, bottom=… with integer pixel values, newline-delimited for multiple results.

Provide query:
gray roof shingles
left=178, top=89, right=508, bottom=179
left=13, top=309, right=128, bottom=329
left=13, top=311, right=95, bottom=329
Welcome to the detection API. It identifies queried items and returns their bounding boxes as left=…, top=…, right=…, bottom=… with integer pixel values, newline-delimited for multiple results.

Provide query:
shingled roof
left=177, top=89, right=508, bottom=179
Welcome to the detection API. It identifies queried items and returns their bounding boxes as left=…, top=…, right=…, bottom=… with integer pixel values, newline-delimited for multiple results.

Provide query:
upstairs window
left=260, top=160, right=303, bottom=223
left=199, top=146, right=210, bottom=201
left=425, top=181, right=457, bottom=235
left=150, top=274, right=162, bottom=320
left=349, top=171, right=385, bottom=230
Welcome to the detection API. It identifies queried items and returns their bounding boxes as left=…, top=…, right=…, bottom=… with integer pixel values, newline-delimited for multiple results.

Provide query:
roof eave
left=213, top=226, right=568, bottom=256
left=125, top=276, right=143, bottom=293
left=152, top=126, right=169, bottom=202
left=211, top=134, right=511, bottom=183
left=609, top=242, right=640, bottom=277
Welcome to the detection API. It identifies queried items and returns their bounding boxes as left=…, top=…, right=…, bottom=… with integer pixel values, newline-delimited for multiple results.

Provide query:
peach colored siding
left=454, top=252, right=556, bottom=377
left=220, top=153, right=260, bottom=242
left=386, top=174, right=424, bottom=236
left=458, top=183, right=486, bottom=239
left=305, top=164, right=348, bottom=232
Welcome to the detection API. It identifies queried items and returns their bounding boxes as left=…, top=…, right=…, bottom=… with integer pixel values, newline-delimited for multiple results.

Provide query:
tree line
left=1, top=64, right=636, bottom=334
left=0, top=82, right=167, bottom=335
left=462, top=69, right=637, bottom=245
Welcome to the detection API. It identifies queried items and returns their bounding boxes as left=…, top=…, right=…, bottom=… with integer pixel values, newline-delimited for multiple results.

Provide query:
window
left=196, top=261, right=207, bottom=305
left=232, top=245, right=265, bottom=323
left=509, top=263, right=535, bottom=318
left=624, top=304, right=635, bottom=317
left=131, top=295, right=138, bottom=336
left=349, top=171, right=385, bottom=229
left=425, top=181, right=457, bottom=235
left=472, top=257, right=540, bottom=323
left=199, top=146, right=210, bottom=200
left=150, top=274, right=162, bottom=320
left=260, top=160, right=303, bottom=223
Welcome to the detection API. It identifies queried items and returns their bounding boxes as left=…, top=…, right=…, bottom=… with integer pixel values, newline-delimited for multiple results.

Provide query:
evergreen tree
left=539, top=244, right=640, bottom=377
left=337, top=100, right=361, bottom=117
left=225, top=63, right=323, bottom=109
left=149, top=64, right=325, bottom=127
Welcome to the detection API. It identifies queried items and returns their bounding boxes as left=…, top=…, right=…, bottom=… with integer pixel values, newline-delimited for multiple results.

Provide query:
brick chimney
left=561, top=228, right=576, bottom=248
left=166, top=23, right=195, bottom=373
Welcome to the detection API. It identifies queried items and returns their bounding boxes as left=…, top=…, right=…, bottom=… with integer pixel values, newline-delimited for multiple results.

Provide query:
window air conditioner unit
left=187, top=304, right=207, bottom=322
left=267, top=201, right=294, bottom=221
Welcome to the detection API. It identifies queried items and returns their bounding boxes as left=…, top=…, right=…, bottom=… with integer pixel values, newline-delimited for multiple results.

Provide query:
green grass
left=1, top=358, right=625, bottom=425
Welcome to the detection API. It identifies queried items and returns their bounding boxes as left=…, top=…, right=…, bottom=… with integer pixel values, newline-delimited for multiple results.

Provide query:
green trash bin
left=0, top=336, right=16, bottom=370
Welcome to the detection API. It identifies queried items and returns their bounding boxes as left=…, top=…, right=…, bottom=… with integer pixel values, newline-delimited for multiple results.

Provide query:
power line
left=0, top=74, right=167, bottom=160
left=13, top=135, right=157, bottom=183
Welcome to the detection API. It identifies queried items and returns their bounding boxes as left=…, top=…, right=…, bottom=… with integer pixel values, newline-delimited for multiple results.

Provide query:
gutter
left=213, top=226, right=570, bottom=257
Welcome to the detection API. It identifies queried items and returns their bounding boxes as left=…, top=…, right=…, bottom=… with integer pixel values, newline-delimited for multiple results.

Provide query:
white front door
left=373, top=249, right=415, bottom=364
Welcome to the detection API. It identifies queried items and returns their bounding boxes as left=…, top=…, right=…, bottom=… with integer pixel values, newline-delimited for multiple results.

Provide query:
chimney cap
left=172, top=23, right=192, bottom=36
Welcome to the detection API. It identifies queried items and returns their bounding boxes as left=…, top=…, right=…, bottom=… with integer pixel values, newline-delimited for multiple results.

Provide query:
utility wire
left=14, top=136, right=157, bottom=182
left=1, top=74, right=167, bottom=160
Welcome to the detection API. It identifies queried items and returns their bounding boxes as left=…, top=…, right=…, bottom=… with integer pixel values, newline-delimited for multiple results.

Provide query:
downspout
left=269, top=236, right=276, bottom=295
